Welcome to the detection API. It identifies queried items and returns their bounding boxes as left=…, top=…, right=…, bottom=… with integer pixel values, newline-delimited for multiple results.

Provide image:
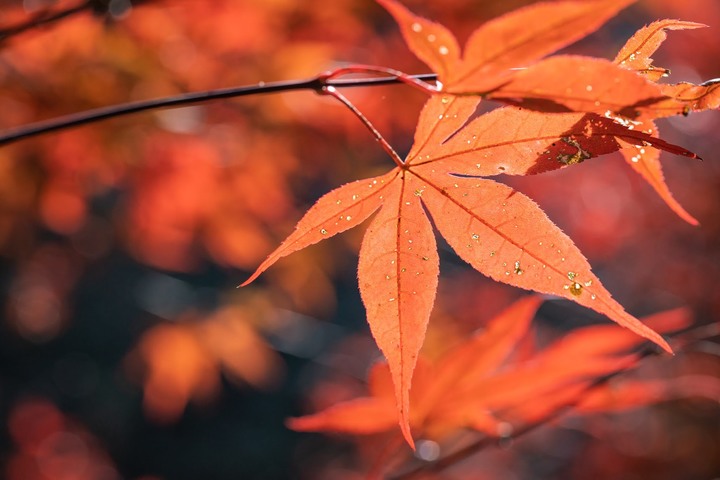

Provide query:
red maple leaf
left=377, top=0, right=678, bottom=118
left=242, top=91, right=698, bottom=446
left=609, top=19, right=720, bottom=224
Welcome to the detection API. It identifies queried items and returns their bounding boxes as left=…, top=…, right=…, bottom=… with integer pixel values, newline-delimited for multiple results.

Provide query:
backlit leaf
left=613, top=19, right=707, bottom=81
left=247, top=91, right=700, bottom=446
left=377, top=0, right=638, bottom=93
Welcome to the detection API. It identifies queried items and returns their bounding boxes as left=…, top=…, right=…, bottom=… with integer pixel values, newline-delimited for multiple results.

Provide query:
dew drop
left=352, top=194, right=359, bottom=201
left=385, top=275, right=391, bottom=280
left=505, top=271, right=510, bottom=275
left=569, top=282, right=583, bottom=296
left=389, top=297, right=396, bottom=302
left=320, top=228, right=328, bottom=235
left=471, top=234, right=479, bottom=240
left=585, top=85, right=593, bottom=92
left=438, top=114, right=444, bottom=120
left=441, top=96, right=450, bottom=104
left=427, top=34, right=436, bottom=42
left=439, top=45, right=449, bottom=55
left=401, top=268, right=406, bottom=272
left=346, top=215, right=352, bottom=221
left=336, top=200, right=342, bottom=205
left=584, top=280, right=593, bottom=287
left=411, top=22, right=422, bottom=32
left=591, top=294, right=597, bottom=300
left=514, top=261, right=523, bottom=275
left=490, top=251, right=495, bottom=257
left=567, top=271, right=577, bottom=281
left=422, top=256, right=429, bottom=261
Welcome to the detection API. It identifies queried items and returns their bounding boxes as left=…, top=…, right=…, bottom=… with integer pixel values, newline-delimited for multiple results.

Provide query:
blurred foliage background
left=0, top=0, right=718, bottom=478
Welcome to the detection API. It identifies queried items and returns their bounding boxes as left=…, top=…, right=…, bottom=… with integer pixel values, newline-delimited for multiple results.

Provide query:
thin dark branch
left=0, top=73, right=438, bottom=147
left=0, top=1, right=92, bottom=43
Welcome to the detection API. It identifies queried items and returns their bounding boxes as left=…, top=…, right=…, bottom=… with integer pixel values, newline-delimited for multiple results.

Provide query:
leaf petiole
left=320, top=85, right=405, bottom=167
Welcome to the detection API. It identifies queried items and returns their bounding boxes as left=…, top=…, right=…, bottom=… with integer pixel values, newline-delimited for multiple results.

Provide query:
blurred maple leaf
left=287, top=299, right=703, bottom=467
left=6, top=399, right=119, bottom=480
left=126, top=305, right=284, bottom=423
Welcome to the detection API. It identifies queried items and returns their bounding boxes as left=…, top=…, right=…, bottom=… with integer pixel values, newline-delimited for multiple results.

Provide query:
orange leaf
left=358, top=174, right=440, bottom=448
left=442, top=308, right=690, bottom=423
left=375, top=0, right=460, bottom=81
left=613, top=20, right=719, bottom=117
left=620, top=120, right=699, bottom=225
left=538, top=307, right=691, bottom=361
left=377, top=0, right=637, bottom=93
left=240, top=170, right=397, bottom=286
left=288, top=304, right=692, bottom=450
left=613, top=19, right=706, bottom=81
left=415, top=296, right=542, bottom=419
left=247, top=92, right=700, bottom=446
left=411, top=95, right=698, bottom=179
left=286, top=397, right=397, bottom=434
left=657, top=79, right=720, bottom=116
left=610, top=24, right=705, bottom=224
left=576, top=375, right=720, bottom=413
left=487, top=56, right=667, bottom=118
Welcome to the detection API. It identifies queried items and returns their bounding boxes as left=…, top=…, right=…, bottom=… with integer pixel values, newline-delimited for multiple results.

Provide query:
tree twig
left=0, top=1, right=92, bottom=43
left=0, top=72, right=438, bottom=147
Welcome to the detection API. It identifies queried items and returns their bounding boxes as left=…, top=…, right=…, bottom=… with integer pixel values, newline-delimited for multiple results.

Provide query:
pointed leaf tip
left=358, top=176, right=439, bottom=450
left=240, top=172, right=396, bottom=287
